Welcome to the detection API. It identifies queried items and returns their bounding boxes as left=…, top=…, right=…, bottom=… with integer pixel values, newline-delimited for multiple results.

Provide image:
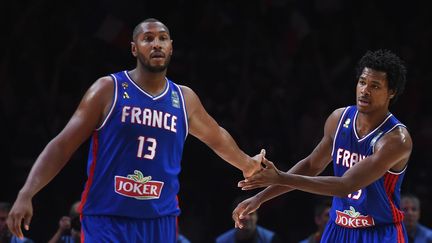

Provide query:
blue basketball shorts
left=321, top=220, right=407, bottom=243
left=81, top=215, right=177, bottom=243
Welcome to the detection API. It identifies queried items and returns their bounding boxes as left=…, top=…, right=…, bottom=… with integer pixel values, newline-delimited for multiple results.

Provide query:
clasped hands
left=233, top=149, right=283, bottom=228
left=240, top=149, right=283, bottom=190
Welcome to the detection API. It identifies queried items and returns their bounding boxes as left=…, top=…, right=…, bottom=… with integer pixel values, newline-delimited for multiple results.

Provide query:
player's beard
left=138, top=54, right=171, bottom=73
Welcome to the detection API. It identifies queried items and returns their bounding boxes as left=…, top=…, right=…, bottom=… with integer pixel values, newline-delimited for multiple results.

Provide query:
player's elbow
left=333, top=178, right=359, bottom=197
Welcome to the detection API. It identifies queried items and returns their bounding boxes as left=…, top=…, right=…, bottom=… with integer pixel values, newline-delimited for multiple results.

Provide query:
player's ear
left=131, top=42, right=138, bottom=57
left=387, top=87, right=396, bottom=98
left=170, top=40, right=173, bottom=55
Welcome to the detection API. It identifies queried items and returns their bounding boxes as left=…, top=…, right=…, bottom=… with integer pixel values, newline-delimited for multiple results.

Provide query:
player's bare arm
left=232, top=108, right=342, bottom=228
left=239, top=124, right=412, bottom=197
left=6, top=76, right=114, bottom=238
left=180, top=85, right=263, bottom=177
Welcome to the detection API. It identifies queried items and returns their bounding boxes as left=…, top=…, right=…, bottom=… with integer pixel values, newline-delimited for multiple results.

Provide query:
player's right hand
left=232, top=196, right=261, bottom=229
left=243, top=149, right=266, bottom=178
left=7, top=194, right=33, bottom=239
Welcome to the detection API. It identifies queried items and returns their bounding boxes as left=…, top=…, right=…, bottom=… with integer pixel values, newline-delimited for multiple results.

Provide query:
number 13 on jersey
left=347, top=189, right=362, bottom=200
left=137, top=136, right=157, bottom=159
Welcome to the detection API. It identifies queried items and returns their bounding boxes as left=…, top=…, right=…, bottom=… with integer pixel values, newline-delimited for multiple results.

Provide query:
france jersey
left=326, top=105, right=407, bottom=241
left=78, top=70, right=188, bottom=219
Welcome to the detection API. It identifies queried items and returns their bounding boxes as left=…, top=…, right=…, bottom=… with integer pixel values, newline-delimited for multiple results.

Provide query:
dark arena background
left=1, top=0, right=431, bottom=242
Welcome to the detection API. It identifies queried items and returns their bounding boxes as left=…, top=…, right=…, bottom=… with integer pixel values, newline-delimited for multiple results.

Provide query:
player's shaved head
left=132, top=18, right=170, bottom=41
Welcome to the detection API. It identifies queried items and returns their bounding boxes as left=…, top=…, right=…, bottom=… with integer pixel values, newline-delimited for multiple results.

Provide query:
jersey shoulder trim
left=96, top=75, right=118, bottom=131
left=171, top=82, right=189, bottom=140
left=331, top=106, right=351, bottom=156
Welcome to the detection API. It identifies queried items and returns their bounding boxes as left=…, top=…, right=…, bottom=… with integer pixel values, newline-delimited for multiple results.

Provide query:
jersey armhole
left=174, top=83, right=189, bottom=140
left=331, top=106, right=350, bottom=157
left=383, top=124, right=408, bottom=174
left=387, top=164, right=407, bottom=175
left=96, top=75, right=118, bottom=131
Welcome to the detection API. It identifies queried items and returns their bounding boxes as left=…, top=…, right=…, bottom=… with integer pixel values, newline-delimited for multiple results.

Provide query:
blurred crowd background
left=1, top=0, right=431, bottom=242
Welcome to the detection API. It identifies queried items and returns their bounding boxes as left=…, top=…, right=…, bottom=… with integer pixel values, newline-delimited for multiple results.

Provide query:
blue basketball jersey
left=329, top=106, right=407, bottom=238
left=79, top=70, right=188, bottom=219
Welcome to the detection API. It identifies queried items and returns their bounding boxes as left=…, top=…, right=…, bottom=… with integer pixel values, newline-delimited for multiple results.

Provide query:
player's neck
left=356, top=109, right=389, bottom=137
left=128, top=69, right=167, bottom=96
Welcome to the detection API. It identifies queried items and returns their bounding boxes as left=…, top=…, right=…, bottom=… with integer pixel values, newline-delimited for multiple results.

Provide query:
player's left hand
left=239, top=156, right=282, bottom=190
left=232, top=196, right=261, bottom=228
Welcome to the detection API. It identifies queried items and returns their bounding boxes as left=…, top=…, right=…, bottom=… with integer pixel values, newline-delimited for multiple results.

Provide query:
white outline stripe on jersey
left=387, top=165, right=407, bottom=175
left=385, top=123, right=407, bottom=135
left=96, top=75, right=118, bottom=131
left=124, top=71, right=169, bottom=100
left=331, top=106, right=350, bottom=157
left=371, top=124, right=405, bottom=153
left=354, top=111, right=393, bottom=142
left=172, top=83, right=189, bottom=140
left=369, top=123, right=408, bottom=175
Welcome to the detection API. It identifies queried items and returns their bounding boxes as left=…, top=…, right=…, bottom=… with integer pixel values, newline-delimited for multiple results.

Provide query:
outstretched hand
left=232, top=196, right=261, bottom=228
left=242, top=149, right=266, bottom=178
left=6, top=195, right=33, bottom=239
left=239, top=156, right=282, bottom=190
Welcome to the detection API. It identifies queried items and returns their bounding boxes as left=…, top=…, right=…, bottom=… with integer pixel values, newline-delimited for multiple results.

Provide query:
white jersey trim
left=371, top=123, right=405, bottom=154
left=96, top=75, right=118, bottom=131
left=387, top=164, right=407, bottom=175
left=124, top=71, right=169, bottom=100
left=367, top=121, right=407, bottom=174
left=385, top=123, right=407, bottom=134
left=382, top=124, right=408, bottom=175
left=331, top=106, right=350, bottom=157
left=173, top=83, right=189, bottom=140
left=354, top=112, right=393, bottom=142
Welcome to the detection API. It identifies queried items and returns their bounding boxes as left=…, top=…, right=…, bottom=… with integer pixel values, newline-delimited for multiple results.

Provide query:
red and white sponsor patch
left=335, top=209, right=375, bottom=228
left=114, top=176, right=164, bottom=200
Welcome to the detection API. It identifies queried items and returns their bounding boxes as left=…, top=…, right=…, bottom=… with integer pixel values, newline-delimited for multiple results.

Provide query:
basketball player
left=7, top=18, right=264, bottom=242
left=234, top=49, right=411, bottom=242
